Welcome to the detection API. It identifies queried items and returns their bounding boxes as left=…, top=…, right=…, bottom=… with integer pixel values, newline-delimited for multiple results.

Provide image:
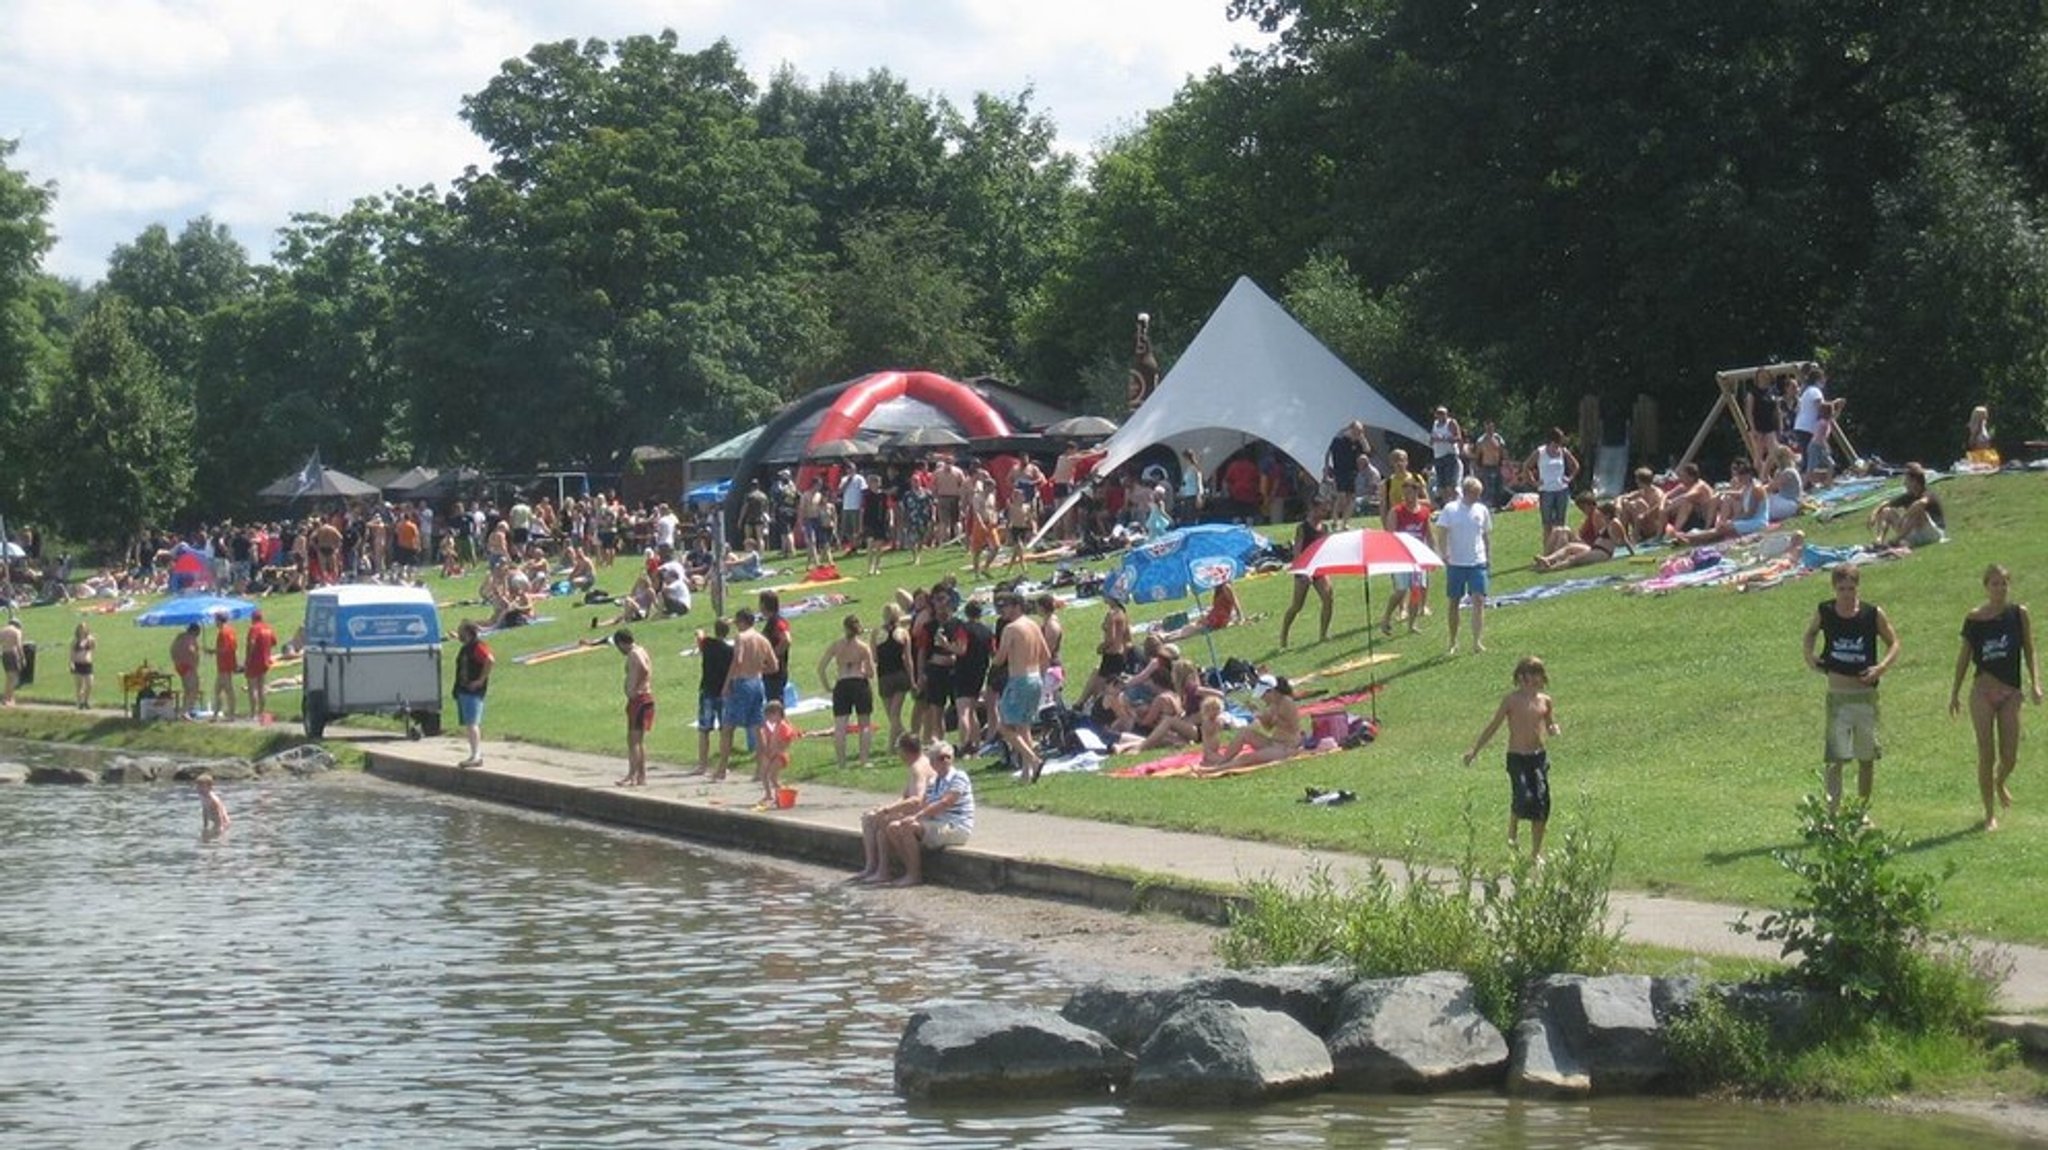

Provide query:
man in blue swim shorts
left=990, top=595, right=1052, bottom=782
left=716, top=608, right=779, bottom=779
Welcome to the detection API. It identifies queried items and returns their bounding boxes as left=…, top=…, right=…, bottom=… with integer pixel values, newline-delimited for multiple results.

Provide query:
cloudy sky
left=1, top=0, right=1263, bottom=283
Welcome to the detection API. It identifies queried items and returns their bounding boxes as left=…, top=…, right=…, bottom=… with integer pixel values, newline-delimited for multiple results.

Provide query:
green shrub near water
left=1218, top=813, right=1622, bottom=1029
left=1669, top=794, right=2010, bottom=1098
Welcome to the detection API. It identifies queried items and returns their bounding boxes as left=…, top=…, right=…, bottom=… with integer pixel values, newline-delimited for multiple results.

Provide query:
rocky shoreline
left=0, top=745, right=337, bottom=786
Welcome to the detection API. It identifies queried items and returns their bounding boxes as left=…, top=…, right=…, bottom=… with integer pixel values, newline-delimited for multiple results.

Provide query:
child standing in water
left=1463, top=656, right=1561, bottom=859
left=194, top=772, right=231, bottom=835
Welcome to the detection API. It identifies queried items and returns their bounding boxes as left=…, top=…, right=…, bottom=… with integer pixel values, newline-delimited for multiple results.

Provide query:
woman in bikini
left=1213, top=678, right=1304, bottom=769
left=817, top=614, right=876, bottom=769
left=1278, top=504, right=1335, bottom=648
left=70, top=622, right=95, bottom=710
left=1533, top=494, right=1631, bottom=570
left=1951, top=564, right=2043, bottom=831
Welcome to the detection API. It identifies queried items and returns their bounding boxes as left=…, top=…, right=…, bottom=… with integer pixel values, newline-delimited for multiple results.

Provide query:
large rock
left=1168, top=965, right=1354, bottom=1036
left=1326, top=973, right=1508, bottom=1092
left=1509, top=974, right=1675, bottom=1097
left=254, top=746, right=336, bottom=776
left=894, top=1002, right=1130, bottom=1101
left=25, top=763, right=97, bottom=785
left=1060, top=976, right=1184, bottom=1053
left=100, top=755, right=170, bottom=784
left=172, top=759, right=255, bottom=782
left=1131, top=1000, right=1333, bottom=1106
left=1718, top=981, right=1822, bottom=1046
left=0, top=763, right=27, bottom=784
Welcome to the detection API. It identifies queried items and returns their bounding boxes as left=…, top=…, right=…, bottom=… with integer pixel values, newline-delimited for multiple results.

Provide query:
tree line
left=3, top=6, right=2046, bottom=550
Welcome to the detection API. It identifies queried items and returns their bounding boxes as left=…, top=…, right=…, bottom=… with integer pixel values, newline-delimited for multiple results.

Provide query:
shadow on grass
left=1899, top=824, right=1987, bottom=855
left=1703, top=840, right=1800, bottom=866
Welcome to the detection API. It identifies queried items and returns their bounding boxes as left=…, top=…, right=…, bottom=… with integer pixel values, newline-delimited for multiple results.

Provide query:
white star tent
left=1035, top=275, right=1432, bottom=542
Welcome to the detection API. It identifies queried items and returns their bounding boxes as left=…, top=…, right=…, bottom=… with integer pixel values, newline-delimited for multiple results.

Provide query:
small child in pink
left=755, top=700, right=799, bottom=810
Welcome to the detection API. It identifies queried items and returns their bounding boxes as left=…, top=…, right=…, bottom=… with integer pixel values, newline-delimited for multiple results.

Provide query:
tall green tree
left=0, top=140, right=57, bottom=509
left=450, top=32, right=829, bottom=461
left=103, top=216, right=252, bottom=395
left=39, top=297, right=194, bottom=548
left=815, top=210, right=991, bottom=380
left=756, top=67, right=949, bottom=257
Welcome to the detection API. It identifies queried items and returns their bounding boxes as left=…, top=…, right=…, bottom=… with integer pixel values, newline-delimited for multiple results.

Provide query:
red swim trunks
left=626, top=693, right=656, bottom=732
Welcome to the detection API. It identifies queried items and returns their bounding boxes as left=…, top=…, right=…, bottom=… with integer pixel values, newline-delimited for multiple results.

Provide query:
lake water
left=0, top=741, right=2032, bottom=1148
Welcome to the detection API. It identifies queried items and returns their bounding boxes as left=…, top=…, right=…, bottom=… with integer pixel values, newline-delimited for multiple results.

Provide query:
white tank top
left=1537, top=448, right=1568, bottom=492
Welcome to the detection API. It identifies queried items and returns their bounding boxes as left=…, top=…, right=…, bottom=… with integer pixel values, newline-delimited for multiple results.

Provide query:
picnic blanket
left=1294, top=651, right=1399, bottom=684
left=513, top=639, right=606, bottom=666
left=1488, top=574, right=1627, bottom=608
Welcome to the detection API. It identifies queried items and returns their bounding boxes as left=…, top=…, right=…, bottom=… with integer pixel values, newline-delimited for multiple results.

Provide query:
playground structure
left=1678, top=360, right=1861, bottom=474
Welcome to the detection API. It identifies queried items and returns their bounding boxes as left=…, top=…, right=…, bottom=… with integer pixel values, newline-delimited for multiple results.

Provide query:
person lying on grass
left=1160, top=578, right=1243, bottom=643
left=1533, top=494, right=1632, bottom=571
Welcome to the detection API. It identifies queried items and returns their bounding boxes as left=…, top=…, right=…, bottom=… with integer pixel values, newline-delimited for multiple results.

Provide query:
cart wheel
left=418, top=711, right=443, bottom=738
left=405, top=715, right=423, bottom=741
left=303, top=690, right=327, bottom=740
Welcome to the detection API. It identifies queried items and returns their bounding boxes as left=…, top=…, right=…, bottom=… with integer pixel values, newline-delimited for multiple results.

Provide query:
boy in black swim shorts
left=1463, top=655, right=1562, bottom=860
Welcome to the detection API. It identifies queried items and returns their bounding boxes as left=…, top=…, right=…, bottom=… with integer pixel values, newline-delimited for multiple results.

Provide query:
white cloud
left=1, top=0, right=1258, bottom=281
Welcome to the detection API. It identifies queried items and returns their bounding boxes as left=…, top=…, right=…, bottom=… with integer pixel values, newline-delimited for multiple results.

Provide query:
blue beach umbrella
left=137, top=594, right=258, bottom=628
left=1107, top=523, right=1265, bottom=606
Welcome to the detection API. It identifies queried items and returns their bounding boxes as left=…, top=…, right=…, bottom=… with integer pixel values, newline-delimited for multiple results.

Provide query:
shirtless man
left=718, top=608, right=779, bottom=780
left=930, top=456, right=966, bottom=545
left=170, top=623, right=202, bottom=717
left=312, top=518, right=344, bottom=585
left=0, top=615, right=23, bottom=706
left=1615, top=467, right=1668, bottom=545
left=614, top=628, right=654, bottom=787
left=990, top=595, right=1052, bottom=782
left=1081, top=597, right=1132, bottom=709
left=1660, top=462, right=1716, bottom=535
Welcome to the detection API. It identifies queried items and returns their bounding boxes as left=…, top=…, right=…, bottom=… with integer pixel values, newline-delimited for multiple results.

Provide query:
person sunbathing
left=1195, top=696, right=1232, bottom=765
left=563, top=545, right=596, bottom=591
left=1615, top=467, right=1667, bottom=545
left=1112, top=660, right=1218, bottom=749
left=1161, top=579, right=1243, bottom=643
left=1870, top=462, right=1946, bottom=548
left=591, top=573, right=658, bottom=629
left=1672, top=460, right=1769, bottom=545
left=1533, top=494, right=1632, bottom=570
left=1766, top=445, right=1805, bottom=521
left=1661, top=462, right=1717, bottom=534
left=1212, top=679, right=1303, bottom=768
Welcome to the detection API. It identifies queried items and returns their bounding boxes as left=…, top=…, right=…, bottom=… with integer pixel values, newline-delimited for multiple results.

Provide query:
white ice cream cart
left=301, top=585, right=443, bottom=739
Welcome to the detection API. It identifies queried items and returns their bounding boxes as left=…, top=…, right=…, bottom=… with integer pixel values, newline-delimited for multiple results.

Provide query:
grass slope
left=6, top=472, right=2045, bottom=941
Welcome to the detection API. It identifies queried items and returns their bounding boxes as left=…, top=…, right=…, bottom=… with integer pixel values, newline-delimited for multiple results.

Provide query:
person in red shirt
left=1382, top=485, right=1434, bottom=635
left=243, top=609, right=278, bottom=721
left=209, top=612, right=240, bottom=721
left=1222, top=453, right=1263, bottom=520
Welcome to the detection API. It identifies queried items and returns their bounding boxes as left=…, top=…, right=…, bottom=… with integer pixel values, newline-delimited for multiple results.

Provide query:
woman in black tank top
left=1952, top=564, right=2042, bottom=830
left=873, top=604, right=913, bottom=746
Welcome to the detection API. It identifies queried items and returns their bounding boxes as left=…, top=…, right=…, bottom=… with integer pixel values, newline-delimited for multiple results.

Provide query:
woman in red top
left=243, top=610, right=278, bottom=721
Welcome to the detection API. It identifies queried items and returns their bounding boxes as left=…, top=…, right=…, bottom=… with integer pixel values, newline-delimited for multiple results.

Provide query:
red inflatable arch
left=807, top=371, right=1012, bottom=448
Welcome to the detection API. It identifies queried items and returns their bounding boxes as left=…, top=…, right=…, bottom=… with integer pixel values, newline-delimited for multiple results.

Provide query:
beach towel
left=513, top=639, right=605, bottom=666
left=1191, top=743, right=1343, bottom=779
left=1108, top=749, right=1208, bottom=779
left=1488, top=575, right=1627, bottom=608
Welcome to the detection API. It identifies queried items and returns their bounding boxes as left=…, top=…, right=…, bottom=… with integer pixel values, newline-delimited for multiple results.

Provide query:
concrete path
left=341, top=731, right=2048, bottom=1013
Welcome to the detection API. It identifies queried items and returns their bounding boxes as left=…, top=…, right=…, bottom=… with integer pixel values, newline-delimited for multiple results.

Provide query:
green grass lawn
left=8, top=472, right=2048, bottom=942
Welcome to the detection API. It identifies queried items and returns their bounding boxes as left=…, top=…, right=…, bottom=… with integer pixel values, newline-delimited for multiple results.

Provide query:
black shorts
left=598, top=530, right=617, bottom=549
left=954, top=663, right=989, bottom=699
left=1507, top=750, right=1551, bottom=822
left=832, top=677, right=874, bottom=717
left=920, top=664, right=954, bottom=707
left=878, top=670, right=913, bottom=698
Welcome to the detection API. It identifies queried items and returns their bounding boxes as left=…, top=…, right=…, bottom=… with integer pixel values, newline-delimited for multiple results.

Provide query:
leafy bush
left=1735, top=794, right=1997, bottom=1034
left=1219, top=816, right=1621, bottom=1028
left=1666, top=992, right=1779, bottom=1093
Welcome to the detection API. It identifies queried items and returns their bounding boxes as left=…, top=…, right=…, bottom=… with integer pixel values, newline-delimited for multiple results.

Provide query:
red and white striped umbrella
left=1290, top=528, right=1445, bottom=577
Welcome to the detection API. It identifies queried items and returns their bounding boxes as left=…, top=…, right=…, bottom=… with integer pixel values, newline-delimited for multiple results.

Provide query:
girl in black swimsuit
left=1279, top=507, right=1334, bottom=647
left=873, top=603, right=913, bottom=746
